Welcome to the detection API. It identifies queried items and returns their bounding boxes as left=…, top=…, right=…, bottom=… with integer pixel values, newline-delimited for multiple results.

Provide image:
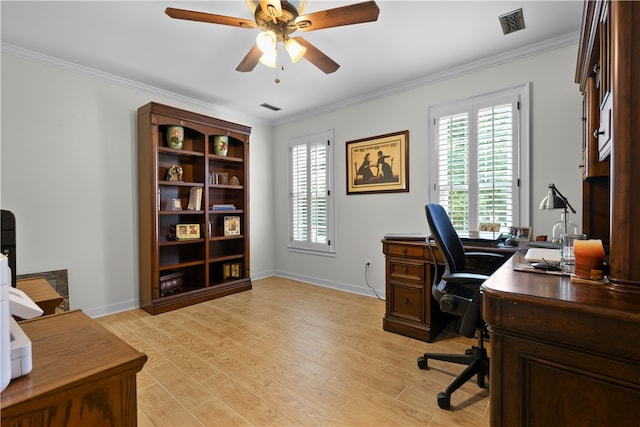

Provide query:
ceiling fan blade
left=293, top=37, right=340, bottom=74
left=236, top=44, right=263, bottom=72
left=295, top=1, right=379, bottom=31
left=165, top=7, right=256, bottom=29
left=259, top=0, right=283, bottom=20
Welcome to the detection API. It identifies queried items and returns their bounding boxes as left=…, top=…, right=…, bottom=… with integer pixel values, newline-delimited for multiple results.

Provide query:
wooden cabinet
left=381, top=238, right=514, bottom=342
left=382, top=239, right=446, bottom=342
left=575, top=0, right=640, bottom=289
left=483, top=253, right=640, bottom=427
left=137, top=102, right=251, bottom=314
left=1, top=310, right=147, bottom=426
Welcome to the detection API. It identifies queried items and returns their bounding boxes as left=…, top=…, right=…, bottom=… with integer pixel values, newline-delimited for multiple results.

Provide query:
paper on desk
left=524, top=248, right=561, bottom=263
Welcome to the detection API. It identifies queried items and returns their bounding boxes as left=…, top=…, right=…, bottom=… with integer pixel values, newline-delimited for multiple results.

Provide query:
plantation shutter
left=435, top=100, right=518, bottom=233
left=477, top=104, right=514, bottom=229
left=309, top=142, right=328, bottom=243
left=289, top=130, right=334, bottom=252
left=291, top=143, right=308, bottom=242
left=437, top=113, right=470, bottom=231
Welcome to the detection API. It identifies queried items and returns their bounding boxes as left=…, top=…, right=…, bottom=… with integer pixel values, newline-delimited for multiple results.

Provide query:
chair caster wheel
left=437, top=392, right=451, bottom=410
left=417, top=356, right=428, bottom=370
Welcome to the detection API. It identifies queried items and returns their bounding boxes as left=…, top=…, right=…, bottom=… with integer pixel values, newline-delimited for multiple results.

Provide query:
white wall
left=0, top=53, right=275, bottom=316
left=272, top=44, right=583, bottom=298
left=1, top=42, right=583, bottom=314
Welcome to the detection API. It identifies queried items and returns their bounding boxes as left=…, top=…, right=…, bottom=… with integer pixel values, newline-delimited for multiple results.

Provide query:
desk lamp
left=539, top=183, right=578, bottom=242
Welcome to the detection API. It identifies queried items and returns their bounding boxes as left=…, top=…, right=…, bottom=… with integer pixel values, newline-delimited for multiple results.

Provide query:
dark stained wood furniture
left=482, top=252, right=640, bottom=427
left=1, top=310, right=147, bottom=426
left=576, top=0, right=640, bottom=290
left=381, top=237, right=516, bottom=342
left=137, top=102, right=252, bottom=314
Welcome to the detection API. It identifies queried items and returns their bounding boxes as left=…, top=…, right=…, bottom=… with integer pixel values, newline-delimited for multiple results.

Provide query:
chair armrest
left=464, top=251, right=505, bottom=261
left=442, top=272, right=488, bottom=286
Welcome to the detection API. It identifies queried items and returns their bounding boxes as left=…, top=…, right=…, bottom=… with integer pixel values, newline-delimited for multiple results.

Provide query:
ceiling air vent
left=260, top=103, right=282, bottom=111
left=499, top=8, right=525, bottom=35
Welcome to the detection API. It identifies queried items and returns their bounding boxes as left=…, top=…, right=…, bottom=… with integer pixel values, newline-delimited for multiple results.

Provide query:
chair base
left=417, top=345, right=489, bottom=410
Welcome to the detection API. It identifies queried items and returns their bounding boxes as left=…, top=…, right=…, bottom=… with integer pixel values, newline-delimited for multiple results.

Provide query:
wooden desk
left=382, top=238, right=517, bottom=342
left=16, top=278, right=63, bottom=315
left=482, top=253, right=640, bottom=427
left=1, top=310, right=147, bottom=426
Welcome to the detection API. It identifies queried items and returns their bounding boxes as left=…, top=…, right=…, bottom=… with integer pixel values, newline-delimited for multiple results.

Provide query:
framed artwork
left=224, top=216, right=241, bottom=236
left=176, top=223, right=200, bottom=240
left=510, top=226, right=532, bottom=242
left=346, top=130, right=409, bottom=194
left=223, top=262, right=242, bottom=280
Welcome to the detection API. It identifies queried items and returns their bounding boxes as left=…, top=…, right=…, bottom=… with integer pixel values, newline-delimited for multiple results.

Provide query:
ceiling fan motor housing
left=255, top=1, right=300, bottom=40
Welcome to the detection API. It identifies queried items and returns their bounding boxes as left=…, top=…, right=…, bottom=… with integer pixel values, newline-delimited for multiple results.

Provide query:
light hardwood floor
left=96, top=277, right=490, bottom=426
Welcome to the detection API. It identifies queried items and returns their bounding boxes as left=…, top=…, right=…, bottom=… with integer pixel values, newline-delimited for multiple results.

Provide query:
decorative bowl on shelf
left=166, top=126, right=184, bottom=149
left=214, top=135, right=229, bottom=156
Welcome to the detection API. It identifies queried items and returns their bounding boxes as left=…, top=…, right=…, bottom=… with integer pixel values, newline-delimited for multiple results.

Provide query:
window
left=289, top=130, right=334, bottom=253
left=429, top=84, right=530, bottom=234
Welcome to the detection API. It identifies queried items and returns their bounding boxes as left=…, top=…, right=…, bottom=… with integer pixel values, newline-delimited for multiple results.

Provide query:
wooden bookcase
left=137, top=102, right=251, bottom=314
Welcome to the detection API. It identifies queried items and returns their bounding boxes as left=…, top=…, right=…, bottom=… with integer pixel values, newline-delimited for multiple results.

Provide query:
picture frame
left=222, top=262, right=242, bottom=280
left=510, top=226, right=532, bottom=242
left=170, top=198, right=182, bottom=211
left=346, top=130, right=409, bottom=194
left=176, top=223, right=200, bottom=240
left=224, top=216, right=241, bottom=236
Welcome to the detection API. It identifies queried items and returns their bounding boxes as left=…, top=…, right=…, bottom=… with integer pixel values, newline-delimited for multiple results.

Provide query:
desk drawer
left=388, top=282, right=424, bottom=322
left=384, top=242, right=429, bottom=260
left=389, top=260, right=424, bottom=283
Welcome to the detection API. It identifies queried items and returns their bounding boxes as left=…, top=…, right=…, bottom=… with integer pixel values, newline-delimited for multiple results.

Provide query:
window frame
left=428, top=83, right=531, bottom=233
left=288, top=129, right=335, bottom=254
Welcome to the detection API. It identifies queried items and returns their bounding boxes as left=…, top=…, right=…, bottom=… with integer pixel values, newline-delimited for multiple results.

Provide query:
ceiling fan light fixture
left=256, top=30, right=277, bottom=53
left=285, top=38, right=306, bottom=63
left=259, top=49, right=277, bottom=68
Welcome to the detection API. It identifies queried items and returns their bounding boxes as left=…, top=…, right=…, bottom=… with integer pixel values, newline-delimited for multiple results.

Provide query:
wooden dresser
left=1, top=310, right=147, bottom=426
left=482, top=253, right=640, bottom=427
left=381, top=238, right=515, bottom=342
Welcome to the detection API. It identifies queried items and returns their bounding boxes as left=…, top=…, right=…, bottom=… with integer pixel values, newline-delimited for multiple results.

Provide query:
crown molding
left=1, top=43, right=270, bottom=126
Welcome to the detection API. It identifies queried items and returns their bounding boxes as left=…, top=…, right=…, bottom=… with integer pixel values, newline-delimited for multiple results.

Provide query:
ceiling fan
left=165, top=0, right=380, bottom=74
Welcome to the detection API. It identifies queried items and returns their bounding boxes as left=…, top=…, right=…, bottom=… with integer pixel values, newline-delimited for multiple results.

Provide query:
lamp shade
left=258, top=49, right=277, bottom=68
left=539, top=184, right=567, bottom=210
left=285, top=38, right=306, bottom=63
left=256, top=31, right=277, bottom=53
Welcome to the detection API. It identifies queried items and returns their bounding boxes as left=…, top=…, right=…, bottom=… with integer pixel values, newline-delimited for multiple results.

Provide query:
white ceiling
left=1, top=1, right=584, bottom=124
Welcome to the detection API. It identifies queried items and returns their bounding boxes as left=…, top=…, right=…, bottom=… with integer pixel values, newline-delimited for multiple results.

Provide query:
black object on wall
left=1, top=210, right=16, bottom=287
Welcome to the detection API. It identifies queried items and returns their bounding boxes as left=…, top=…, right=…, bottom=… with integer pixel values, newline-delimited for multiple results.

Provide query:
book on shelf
left=187, top=187, right=202, bottom=210
left=212, top=204, right=236, bottom=210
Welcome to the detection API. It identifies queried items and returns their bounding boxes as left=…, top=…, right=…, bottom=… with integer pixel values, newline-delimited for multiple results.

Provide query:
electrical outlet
left=365, top=259, right=372, bottom=271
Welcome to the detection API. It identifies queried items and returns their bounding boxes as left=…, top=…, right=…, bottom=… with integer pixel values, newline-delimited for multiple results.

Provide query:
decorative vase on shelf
left=214, top=135, right=229, bottom=156
left=166, top=126, right=184, bottom=150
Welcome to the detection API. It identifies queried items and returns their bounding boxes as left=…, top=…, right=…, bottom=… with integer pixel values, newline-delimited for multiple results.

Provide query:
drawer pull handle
left=403, top=298, right=409, bottom=304
left=403, top=267, right=408, bottom=273
left=401, top=248, right=407, bottom=253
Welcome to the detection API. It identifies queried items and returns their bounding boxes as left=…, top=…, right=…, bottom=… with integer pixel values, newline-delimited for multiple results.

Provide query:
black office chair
left=417, top=203, right=504, bottom=410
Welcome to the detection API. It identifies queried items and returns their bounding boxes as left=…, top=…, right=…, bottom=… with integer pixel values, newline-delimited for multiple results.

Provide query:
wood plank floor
left=96, top=276, right=490, bottom=426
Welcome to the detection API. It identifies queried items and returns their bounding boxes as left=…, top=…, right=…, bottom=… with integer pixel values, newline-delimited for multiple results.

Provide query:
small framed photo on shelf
left=216, top=172, right=229, bottom=185
left=223, top=262, right=242, bottom=280
left=510, top=226, right=532, bottom=242
left=176, top=223, right=201, bottom=240
left=224, top=216, right=241, bottom=236
left=170, top=199, right=182, bottom=211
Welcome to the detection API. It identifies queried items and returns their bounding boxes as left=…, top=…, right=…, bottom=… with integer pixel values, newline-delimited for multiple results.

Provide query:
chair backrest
left=425, top=204, right=466, bottom=273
